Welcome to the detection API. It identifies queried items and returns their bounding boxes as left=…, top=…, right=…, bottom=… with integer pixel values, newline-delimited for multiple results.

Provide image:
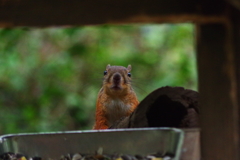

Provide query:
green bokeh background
left=0, top=24, right=197, bottom=134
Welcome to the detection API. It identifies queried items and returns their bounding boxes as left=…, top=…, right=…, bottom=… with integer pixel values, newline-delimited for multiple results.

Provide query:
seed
left=72, top=154, right=82, bottom=160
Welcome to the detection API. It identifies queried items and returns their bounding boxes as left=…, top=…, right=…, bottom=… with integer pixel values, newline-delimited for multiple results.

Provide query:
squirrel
left=93, top=64, right=139, bottom=129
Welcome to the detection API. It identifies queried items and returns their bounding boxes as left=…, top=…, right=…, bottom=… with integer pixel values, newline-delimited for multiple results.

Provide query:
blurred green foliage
left=0, top=24, right=197, bottom=134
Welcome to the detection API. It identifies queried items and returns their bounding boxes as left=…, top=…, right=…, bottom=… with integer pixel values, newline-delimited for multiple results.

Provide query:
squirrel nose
left=113, top=73, right=121, bottom=83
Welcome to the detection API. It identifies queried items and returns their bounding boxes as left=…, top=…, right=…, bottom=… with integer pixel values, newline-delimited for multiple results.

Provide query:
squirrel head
left=103, top=64, right=133, bottom=97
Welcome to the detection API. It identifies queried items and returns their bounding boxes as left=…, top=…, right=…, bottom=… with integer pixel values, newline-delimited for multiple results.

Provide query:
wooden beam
left=0, top=0, right=227, bottom=27
left=197, top=23, right=239, bottom=159
left=226, top=0, right=240, bottom=10
left=231, top=5, right=240, bottom=154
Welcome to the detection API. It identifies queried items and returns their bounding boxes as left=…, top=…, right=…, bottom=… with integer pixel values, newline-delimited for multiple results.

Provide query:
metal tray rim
left=0, top=127, right=186, bottom=160
left=0, top=127, right=184, bottom=141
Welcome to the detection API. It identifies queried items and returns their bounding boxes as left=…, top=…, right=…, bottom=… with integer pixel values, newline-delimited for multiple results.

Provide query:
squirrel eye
left=128, top=72, right=131, bottom=77
left=104, top=71, right=107, bottom=75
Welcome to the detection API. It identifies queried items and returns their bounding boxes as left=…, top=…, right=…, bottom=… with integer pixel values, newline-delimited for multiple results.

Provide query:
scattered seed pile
left=0, top=152, right=173, bottom=160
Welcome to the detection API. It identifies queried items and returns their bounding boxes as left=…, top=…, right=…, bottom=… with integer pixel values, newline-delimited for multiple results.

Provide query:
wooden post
left=197, top=23, right=240, bottom=159
left=231, top=6, right=240, bottom=156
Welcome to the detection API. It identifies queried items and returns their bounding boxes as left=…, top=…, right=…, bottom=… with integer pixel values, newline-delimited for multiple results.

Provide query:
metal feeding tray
left=0, top=128, right=184, bottom=160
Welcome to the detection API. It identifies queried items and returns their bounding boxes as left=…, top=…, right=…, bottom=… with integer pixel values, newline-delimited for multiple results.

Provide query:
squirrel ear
left=106, top=64, right=111, bottom=70
left=127, top=65, right=132, bottom=71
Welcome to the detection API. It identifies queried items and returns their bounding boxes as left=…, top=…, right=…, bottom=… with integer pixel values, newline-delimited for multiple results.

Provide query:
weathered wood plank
left=0, top=0, right=226, bottom=27
left=197, top=23, right=239, bottom=159
left=227, top=0, right=240, bottom=10
left=181, top=129, right=200, bottom=160
left=231, top=6, right=240, bottom=154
